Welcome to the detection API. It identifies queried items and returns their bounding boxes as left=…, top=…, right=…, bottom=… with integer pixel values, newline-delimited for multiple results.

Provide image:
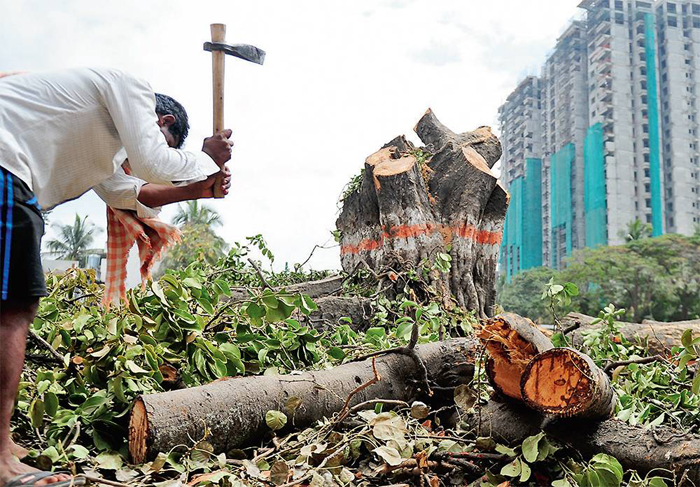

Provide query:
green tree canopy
left=45, top=214, right=102, bottom=267
left=172, top=200, right=222, bottom=228
left=498, top=234, right=700, bottom=322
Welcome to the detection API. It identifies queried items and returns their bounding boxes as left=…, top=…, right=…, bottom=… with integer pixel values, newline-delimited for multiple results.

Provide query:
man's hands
left=202, top=129, right=234, bottom=165
left=193, top=166, right=232, bottom=199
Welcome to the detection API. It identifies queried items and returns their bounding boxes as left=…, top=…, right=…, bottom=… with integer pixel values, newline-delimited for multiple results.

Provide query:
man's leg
left=0, top=299, right=70, bottom=485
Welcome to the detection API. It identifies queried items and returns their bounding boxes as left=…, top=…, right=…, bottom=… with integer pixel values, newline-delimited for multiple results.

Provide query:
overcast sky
left=0, top=0, right=582, bottom=272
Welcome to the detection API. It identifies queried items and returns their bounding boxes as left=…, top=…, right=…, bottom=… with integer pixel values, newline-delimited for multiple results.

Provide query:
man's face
left=157, top=114, right=179, bottom=148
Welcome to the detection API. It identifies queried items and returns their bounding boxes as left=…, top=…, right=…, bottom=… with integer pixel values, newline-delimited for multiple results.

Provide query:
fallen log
left=521, top=348, right=616, bottom=419
left=473, top=400, right=700, bottom=485
left=129, top=338, right=478, bottom=463
left=477, top=313, right=552, bottom=401
left=563, top=312, right=700, bottom=355
left=226, top=275, right=345, bottom=303
left=336, top=109, right=507, bottom=318
left=301, top=295, right=374, bottom=332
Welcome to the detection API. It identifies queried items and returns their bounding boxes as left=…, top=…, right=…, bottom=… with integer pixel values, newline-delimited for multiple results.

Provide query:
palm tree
left=621, top=219, right=652, bottom=242
left=45, top=214, right=102, bottom=266
left=172, top=201, right=222, bottom=228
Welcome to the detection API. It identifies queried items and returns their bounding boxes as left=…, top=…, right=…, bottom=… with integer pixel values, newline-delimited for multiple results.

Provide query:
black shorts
left=0, top=167, right=47, bottom=301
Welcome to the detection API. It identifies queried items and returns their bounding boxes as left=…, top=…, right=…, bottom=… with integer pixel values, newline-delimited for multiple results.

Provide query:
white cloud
left=0, top=0, right=581, bottom=274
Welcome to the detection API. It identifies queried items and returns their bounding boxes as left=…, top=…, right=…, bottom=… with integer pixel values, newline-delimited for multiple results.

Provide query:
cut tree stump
left=474, top=399, right=700, bottom=485
left=336, top=109, right=507, bottom=318
left=563, top=312, right=700, bottom=355
left=521, top=348, right=616, bottom=419
left=478, top=313, right=553, bottom=401
left=129, top=338, right=478, bottom=463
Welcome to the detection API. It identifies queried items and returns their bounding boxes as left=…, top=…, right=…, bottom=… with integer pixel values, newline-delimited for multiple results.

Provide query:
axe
left=203, top=23, right=265, bottom=198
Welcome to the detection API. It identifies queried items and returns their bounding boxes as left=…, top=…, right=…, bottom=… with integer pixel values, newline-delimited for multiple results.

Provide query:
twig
left=333, top=358, right=381, bottom=425
left=205, top=302, right=235, bottom=329
left=247, top=258, right=273, bottom=290
left=79, top=475, right=129, bottom=487
left=603, top=355, right=664, bottom=373
left=298, top=242, right=338, bottom=269
left=28, top=329, right=64, bottom=363
left=65, top=292, right=97, bottom=305
left=349, top=399, right=409, bottom=414
left=562, top=322, right=581, bottom=335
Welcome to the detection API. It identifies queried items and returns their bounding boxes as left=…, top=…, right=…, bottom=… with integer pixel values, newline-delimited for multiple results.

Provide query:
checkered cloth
left=102, top=162, right=181, bottom=307
left=103, top=206, right=181, bottom=307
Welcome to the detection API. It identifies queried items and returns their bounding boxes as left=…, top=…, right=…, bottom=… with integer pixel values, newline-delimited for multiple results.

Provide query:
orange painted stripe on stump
left=340, top=223, right=502, bottom=255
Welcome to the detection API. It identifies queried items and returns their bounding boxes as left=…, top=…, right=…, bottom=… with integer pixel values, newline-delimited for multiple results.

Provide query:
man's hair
left=154, top=93, right=189, bottom=149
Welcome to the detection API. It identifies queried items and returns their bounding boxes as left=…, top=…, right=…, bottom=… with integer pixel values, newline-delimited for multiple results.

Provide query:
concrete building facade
left=655, top=0, right=700, bottom=233
left=499, top=0, right=699, bottom=279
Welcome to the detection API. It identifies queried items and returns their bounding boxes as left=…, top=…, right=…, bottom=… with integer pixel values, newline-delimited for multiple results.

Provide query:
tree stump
left=336, top=109, right=506, bottom=317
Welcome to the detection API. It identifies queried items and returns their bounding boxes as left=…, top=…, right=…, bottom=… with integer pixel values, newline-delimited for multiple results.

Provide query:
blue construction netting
left=550, top=144, right=574, bottom=269
left=522, top=158, right=543, bottom=270
left=499, top=158, right=543, bottom=282
left=584, top=123, right=608, bottom=247
left=645, top=12, right=663, bottom=237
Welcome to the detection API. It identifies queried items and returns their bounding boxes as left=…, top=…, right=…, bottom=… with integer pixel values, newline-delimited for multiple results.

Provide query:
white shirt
left=0, top=67, right=219, bottom=209
left=92, top=149, right=162, bottom=219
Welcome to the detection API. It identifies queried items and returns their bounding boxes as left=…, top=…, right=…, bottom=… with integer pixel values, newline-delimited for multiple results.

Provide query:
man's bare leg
left=0, top=299, right=70, bottom=485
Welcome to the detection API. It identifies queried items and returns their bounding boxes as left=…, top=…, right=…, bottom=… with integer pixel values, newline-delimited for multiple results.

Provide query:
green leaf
left=522, top=432, right=544, bottom=463
left=328, top=347, right=346, bottom=360
left=44, top=392, right=59, bottom=418
left=29, top=398, right=45, bottom=428
left=692, top=373, right=700, bottom=395
left=500, top=458, right=522, bottom=477
left=647, top=477, right=669, bottom=487
left=519, top=459, right=532, bottom=482
left=265, top=410, right=288, bottom=431
left=69, top=444, right=90, bottom=459
left=552, top=480, right=573, bottom=487
left=95, top=451, right=123, bottom=470
left=682, top=329, right=693, bottom=348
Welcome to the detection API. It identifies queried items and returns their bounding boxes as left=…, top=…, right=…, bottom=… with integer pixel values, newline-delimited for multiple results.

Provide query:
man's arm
left=93, top=165, right=231, bottom=217
left=99, top=70, right=231, bottom=185
left=138, top=168, right=231, bottom=208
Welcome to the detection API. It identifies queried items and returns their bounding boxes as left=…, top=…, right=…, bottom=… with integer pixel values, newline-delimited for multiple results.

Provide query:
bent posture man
left=0, top=68, right=233, bottom=486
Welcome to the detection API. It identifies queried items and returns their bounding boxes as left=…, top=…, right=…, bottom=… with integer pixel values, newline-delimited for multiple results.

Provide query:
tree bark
left=563, top=312, right=700, bottom=355
left=521, top=348, right=616, bottom=419
left=129, top=338, right=479, bottom=463
left=336, top=109, right=506, bottom=318
left=478, top=313, right=553, bottom=401
left=474, top=399, right=700, bottom=485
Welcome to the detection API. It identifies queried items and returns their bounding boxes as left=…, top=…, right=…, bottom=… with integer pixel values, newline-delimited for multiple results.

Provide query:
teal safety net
left=522, top=158, right=543, bottom=270
left=502, top=177, right=523, bottom=282
left=584, top=123, right=608, bottom=247
left=645, top=13, right=663, bottom=236
left=550, top=144, right=574, bottom=269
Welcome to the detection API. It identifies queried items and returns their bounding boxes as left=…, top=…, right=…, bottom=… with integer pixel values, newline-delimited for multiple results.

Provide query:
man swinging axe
left=0, top=24, right=264, bottom=487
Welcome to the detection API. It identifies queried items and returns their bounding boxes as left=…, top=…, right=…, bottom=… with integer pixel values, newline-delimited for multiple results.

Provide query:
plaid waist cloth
left=103, top=207, right=181, bottom=307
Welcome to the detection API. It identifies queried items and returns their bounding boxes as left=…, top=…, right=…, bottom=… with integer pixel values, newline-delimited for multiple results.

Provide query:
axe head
left=203, top=42, right=266, bottom=65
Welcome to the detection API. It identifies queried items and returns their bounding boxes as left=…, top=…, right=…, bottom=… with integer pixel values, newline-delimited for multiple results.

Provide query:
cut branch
left=129, top=338, right=478, bottom=463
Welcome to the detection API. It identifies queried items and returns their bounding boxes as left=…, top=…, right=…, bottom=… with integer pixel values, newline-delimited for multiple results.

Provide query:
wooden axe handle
left=211, top=23, right=226, bottom=199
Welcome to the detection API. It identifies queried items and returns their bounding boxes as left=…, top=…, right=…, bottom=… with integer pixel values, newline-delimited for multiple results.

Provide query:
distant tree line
left=498, top=227, right=700, bottom=323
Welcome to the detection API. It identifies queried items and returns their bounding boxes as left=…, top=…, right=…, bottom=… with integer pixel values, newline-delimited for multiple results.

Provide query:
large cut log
left=521, top=348, right=616, bottom=419
left=474, top=400, right=700, bottom=485
left=478, top=313, right=552, bottom=401
left=129, top=338, right=478, bottom=463
left=563, top=312, right=700, bottom=355
left=336, top=109, right=507, bottom=318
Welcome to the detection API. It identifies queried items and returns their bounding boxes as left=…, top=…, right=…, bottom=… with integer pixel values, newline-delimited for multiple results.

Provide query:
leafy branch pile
left=11, top=238, right=700, bottom=487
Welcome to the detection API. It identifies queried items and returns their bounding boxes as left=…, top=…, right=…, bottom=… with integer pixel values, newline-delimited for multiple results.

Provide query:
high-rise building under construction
left=499, top=0, right=700, bottom=281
